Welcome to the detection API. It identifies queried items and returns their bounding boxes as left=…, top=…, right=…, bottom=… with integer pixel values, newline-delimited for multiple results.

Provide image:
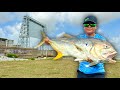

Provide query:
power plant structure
left=17, top=15, right=46, bottom=48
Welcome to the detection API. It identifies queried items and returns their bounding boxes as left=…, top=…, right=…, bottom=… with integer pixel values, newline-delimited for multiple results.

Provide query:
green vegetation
left=30, top=58, right=35, bottom=60
left=6, top=53, right=19, bottom=58
left=0, top=59, right=119, bottom=78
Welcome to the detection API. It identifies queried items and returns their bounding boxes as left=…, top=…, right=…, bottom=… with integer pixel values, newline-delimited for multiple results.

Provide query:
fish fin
left=74, top=58, right=83, bottom=62
left=34, top=41, right=45, bottom=48
left=34, top=31, right=49, bottom=48
left=57, top=33, right=75, bottom=39
left=74, top=44, right=83, bottom=51
left=63, top=34, right=75, bottom=38
left=53, top=51, right=63, bottom=60
left=49, top=41, right=63, bottom=60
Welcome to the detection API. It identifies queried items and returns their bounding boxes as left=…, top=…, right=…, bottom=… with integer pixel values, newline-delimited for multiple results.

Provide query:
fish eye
left=105, top=45, right=109, bottom=49
left=86, top=43, right=88, bottom=46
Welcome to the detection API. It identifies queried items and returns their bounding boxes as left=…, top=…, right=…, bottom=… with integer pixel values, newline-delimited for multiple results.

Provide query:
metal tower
left=17, top=15, right=46, bottom=48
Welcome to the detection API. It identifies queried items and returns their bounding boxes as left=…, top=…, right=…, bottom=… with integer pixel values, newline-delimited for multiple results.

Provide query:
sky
left=0, top=12, right=120, bottom=58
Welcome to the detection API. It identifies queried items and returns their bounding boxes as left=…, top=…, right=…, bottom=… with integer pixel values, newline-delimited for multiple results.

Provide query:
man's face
left=83, top=23, right=97, bottom=35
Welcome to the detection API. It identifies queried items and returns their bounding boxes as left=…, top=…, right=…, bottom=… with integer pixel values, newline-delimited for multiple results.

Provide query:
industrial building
left=0, top=38, right=14, bottom=47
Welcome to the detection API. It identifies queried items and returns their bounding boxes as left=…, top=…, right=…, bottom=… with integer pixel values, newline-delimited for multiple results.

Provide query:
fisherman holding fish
left=75, top=15, right=116, bottom=78
left=43, top=15, right=116, bottom=78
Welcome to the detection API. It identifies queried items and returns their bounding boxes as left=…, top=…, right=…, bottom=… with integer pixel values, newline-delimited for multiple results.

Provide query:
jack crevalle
left=35, top=31, right=117, bottom=67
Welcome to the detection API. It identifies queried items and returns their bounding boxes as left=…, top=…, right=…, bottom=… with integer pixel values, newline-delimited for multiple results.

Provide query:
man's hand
left=108, top=59, right=116, bottom=63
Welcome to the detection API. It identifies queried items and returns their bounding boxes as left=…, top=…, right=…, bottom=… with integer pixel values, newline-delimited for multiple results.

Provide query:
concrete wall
left=0, top=46, right=57, bottom=58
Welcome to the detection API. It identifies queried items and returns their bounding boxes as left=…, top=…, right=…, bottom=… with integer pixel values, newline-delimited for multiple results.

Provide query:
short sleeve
left=95, top=34, right=106, bottom=41
left=99, top=35, right=106, bottom=41
left=76, top=35, right=81, bottom=39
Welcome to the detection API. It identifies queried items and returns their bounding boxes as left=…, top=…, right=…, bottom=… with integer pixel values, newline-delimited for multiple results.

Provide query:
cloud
left=29, top=37, right=40, bottom=48
left=1, top=12, right=120, bottom=26
left=0, top=12, right=14, bottom=23
left=0, top=12, right=26, bottom=24
left=22, top=12, right=120, bottom=34
left=108, top=35, right=120, bottom=58
left=1, top=12, right=120, bottom=34
left=97, top=29, right=103, bottom=33
left=2, top=23, right=21, bottom=44
left=0, top=28, right=6, bottom=38
left=1, top=12, right=120, bottom=50
left=97, top=28, right=108, bottom=38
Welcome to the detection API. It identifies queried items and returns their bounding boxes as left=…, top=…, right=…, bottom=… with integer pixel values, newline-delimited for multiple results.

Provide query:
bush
left=30, top=58, right=35, bottom=60
left=6, top=53, right=19, bottom=58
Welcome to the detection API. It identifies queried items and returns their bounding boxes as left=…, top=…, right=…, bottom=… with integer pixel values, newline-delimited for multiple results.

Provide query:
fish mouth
left=107, top=52, right=117, bottom=59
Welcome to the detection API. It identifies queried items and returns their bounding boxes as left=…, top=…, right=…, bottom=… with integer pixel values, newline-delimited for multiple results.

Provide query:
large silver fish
left=35, top=31, right=117, bottom=67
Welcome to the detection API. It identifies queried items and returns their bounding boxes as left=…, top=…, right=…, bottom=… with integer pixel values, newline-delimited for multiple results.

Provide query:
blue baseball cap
left=83, top=15, right=97, bottom=24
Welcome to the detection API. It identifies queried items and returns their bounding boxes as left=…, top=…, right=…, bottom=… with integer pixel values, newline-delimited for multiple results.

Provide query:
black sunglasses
left=83, top=24, right=97, bottom=27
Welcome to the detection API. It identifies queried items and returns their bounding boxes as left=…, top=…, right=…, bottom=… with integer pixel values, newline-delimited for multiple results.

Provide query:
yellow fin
left=53, top=51, right=63, bottom=60
left=49, top=42, right=63, bottom=60
left=34, top=41, right=44, bottom=48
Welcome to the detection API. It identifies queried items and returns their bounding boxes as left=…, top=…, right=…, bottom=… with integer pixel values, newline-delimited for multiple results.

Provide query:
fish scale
left=35, top=31, right=117, bottom=67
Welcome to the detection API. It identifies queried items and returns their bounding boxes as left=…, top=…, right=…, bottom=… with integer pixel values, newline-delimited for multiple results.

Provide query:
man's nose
left=88, top=25, right=91, bottom=28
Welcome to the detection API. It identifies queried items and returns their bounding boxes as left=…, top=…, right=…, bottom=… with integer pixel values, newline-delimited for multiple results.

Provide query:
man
left=76, top=15, right=116, bottom=78
left=45, top=15, right=116, bottom=78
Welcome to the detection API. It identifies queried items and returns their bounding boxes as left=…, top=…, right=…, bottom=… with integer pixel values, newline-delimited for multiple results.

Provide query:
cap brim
left=83, top=21, right=96, bottom=24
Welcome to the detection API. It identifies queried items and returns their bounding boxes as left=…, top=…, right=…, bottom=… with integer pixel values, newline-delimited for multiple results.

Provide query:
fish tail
left=34, top=31, right=47, bottom=48
left=53, top=51, right=63, bottom=60
left=34, top=30, right=63, bottom=60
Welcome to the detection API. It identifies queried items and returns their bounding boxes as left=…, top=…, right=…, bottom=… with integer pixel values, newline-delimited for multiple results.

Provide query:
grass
left=0, top=58, right=119, bottom=78
left=105, top=61, right=120, bottom=78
